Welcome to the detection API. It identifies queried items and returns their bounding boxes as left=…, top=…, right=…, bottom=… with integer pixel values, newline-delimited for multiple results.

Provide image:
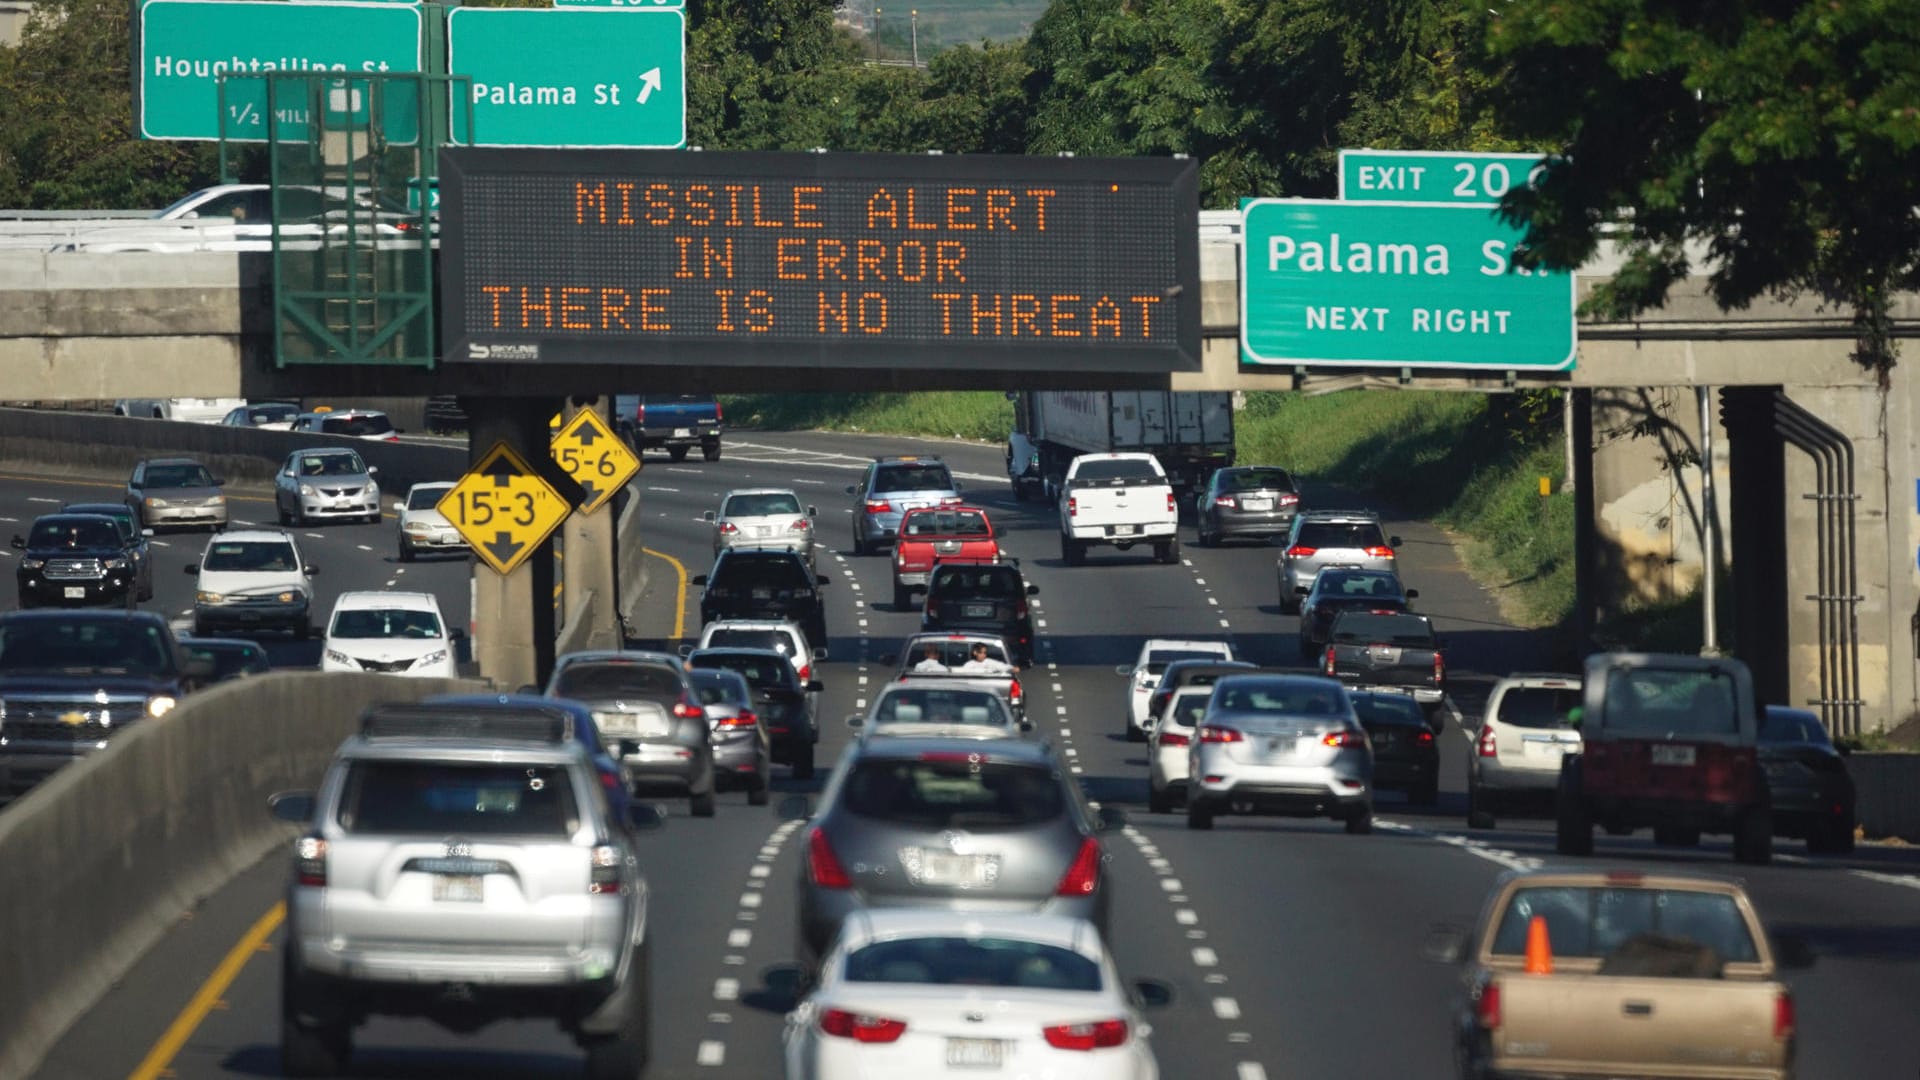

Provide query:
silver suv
left=1277, top=511, right=1401, bottom=614
left=846, top=456, right=963, bottom=555
left=267, top=702, right=659, bottom=1078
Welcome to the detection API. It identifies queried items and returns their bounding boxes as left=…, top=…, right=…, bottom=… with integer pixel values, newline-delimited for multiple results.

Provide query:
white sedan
left=783, top=910, right=1165, bottom=1079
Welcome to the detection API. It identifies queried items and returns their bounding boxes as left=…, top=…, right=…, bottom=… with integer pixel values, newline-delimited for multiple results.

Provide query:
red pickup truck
left=892, top=506, right=1000, bottom=609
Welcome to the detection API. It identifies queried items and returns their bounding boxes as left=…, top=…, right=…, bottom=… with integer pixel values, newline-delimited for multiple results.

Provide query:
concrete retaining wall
left=0, top=672, right=483, bottom=1080
left=1850, top=753, right=1920, bottom=844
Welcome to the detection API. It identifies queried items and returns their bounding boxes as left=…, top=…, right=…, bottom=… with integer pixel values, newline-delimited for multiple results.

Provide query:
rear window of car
left=845, top=937, right=1101, bottom=991
left=871, top=689, right=1009, bottom=729
left=142, top=463, right=215, bottom=488
left=1352, top=693, right=1428, bottom=727
left=336, top=762, right=580, bottom=836
left=1330, top=613, right=1434, bottom=646
left=705, top=628, right=797, bottom=655
left=723, top=492, right=802, bottom=517
left=873, top=464, right=954, bottom=493
left=841, top=758, right=1064, bottom=829
left=902, top=509, right=990, bottom=537
left=1167, top=690, right=1211, bottom=729
left=1495, top=686, right=1582, bottom=730
left=330, top=608, right=442, bottom=639
left=1315, top=572, right=1402, bottom=599
left=552, top=662, right=684, bottom=700
left=689, top=652, right=794, bottom=689
left=1073, top=458, right=1162, bottom=484
left=1213, top=679, right=1349, bottom=716
left=1220, top=468, right=1294, bottom=492
left=1601, top=668, right=1739, bottom=737
left=320, top=413, right=394, bottom=437
left=1490, top=886, right=1758, bottom=965
left=1145, top=649, right=1230, bottom=675
left=1761, top=709, right=1829, bottom=745
left=931, top=566, right=1022, bottom=598
left=1297, top=522, right=1387, bottom=549
left=691, top=672, right=750, bottom=706
left=196, top=643, right=269, bottom=680
left=715, top=554, right=812, bottom=589
left=904, top=638, right=1011, bottom=669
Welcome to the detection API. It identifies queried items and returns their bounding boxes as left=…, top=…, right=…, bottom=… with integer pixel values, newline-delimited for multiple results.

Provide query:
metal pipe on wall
left=1775, top=396, right=1863, bottom=736
left=1698, top=387, right=1719, bottom=655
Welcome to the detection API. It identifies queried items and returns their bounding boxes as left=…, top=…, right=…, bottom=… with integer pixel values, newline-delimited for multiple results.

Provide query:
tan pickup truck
left=1431, top=869, right=1808, bottom=1079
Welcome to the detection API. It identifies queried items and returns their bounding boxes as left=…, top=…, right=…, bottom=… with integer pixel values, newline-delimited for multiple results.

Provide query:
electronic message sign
left=439, top=149, right=1201, bottom=374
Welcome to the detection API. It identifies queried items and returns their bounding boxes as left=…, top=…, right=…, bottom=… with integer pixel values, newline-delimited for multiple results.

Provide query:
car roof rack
left=359, top=702, right=575, bottom=744
left=875, top=454, right=942, bottom=463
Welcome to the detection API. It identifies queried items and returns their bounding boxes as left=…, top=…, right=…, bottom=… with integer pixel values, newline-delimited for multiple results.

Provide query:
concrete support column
left=561, top=395, right=622, bottom=653
left=1570, top=388, right=1595, bottom=652
left=465, top=396, right=559, bottom=691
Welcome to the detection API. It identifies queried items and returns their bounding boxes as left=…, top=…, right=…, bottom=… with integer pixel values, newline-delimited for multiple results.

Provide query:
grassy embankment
left=723, top=390, right=1575, bottom=628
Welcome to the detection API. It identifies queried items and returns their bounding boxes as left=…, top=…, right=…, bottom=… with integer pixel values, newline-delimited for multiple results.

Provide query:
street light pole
left=911, top=9, right=919, bottom=68
left=873, top=5, right=882, bottom=61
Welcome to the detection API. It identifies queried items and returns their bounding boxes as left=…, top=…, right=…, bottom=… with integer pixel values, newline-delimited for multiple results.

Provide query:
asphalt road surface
left=16, top=431, right=1920, bottom=1080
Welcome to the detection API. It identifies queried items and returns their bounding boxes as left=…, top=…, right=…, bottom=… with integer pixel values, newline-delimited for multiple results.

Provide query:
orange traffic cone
left=1524, top=914, right=1554, bottom=975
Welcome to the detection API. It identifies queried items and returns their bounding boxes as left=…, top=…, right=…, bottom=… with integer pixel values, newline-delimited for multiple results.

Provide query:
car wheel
left=1061, top=535, right=1084, bottom=566
left=690, top=788, right=716, bottom=818
left=293, top=620, right=311, bottom=641
left=1156, top=538, right=1181, bottom=564
left=1653, top=824, right=1700, bottom=847
left=1297, top=634, right=1317, bottom=661
left=892, top=582, right=911, bottom=611
left=1186, top=797, right=1215, bottom=830
left=1825, top=813, right=1857, bottom=855
left=1195, top=521, right=1213, bottom=548
left=1554, top=789, right=1594, bottom=856
left=703, top=444, right=721, bottom=462
left=281, top=952, right=350, bottom=1078
left=398, top=542, right=415, bottom=563
left=791, top=743, right=816, bottom=780
left=581, top=952, right=650, bottom=1080
left=852, top=528, right=869, bottom=557
left=1732, top=806, right=1773, bottom=865
left=1125, top=720, right=1146, bottom=743
left=1148, top=783, right=1173, bottom=814
left=669, top=446, right=690, bottom=462
left=1278, top=585, right=1298, bottom=615
left=1411, top=777, right=1440, bottom=807
left=748, top=779, right=770, bottom=807
left=1345, top=803, right=1374, bottom=834
left=1466, top=784, right=1496, bottom=830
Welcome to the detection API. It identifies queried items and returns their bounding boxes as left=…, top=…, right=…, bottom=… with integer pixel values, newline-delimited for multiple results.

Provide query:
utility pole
left=910, top=9, right=919, bottom=68
left=872, top=5, right=882, bottom=61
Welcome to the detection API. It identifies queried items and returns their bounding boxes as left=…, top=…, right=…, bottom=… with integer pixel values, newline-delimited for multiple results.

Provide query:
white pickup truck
left=1058, top=452, right=1181, bottom=565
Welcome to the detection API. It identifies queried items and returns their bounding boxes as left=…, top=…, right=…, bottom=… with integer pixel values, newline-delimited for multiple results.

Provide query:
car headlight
left=104, top=557, right=127, bottom=569
left=197, top=591, right=225, bottom=604
left=206, top=495, right=226, bottom=507
left=418, top=649, right=448, bottom=666
left=299, top=484, right=317, bottom=497
left=276, top=590, right=303, bottom=604
left=404, top=521, right=432, bottom=535
left=145, top=497, right=169, bottom=508
left=21, top=558, right=44, bottom=570
left=325, top=649, right=351, bottom=666
left=146, top=695, right=177, bottom=718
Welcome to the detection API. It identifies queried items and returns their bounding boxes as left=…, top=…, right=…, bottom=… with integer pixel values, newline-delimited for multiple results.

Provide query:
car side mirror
left=807, top=506, right=817, bottom=517
left=393, top=501, right=406, bottom=513
left=1020, top=720, right=1034, bottom=732
left=1130, top=978, right=1175, bottom=1010
left=1114, top=665, right=1132, bottom=677
left=776, top=794, right=813, bottom=821
left=846, top=714, right=865, bottom=728
left=8, top=536, right=23, bottom=550
left=1422, top=926, right=1468, bottom=965
left=268, top=791, right=315, bottom=824
left=878, top=653, right=897, bottom=666
left=304, top=565, right=320, bottom=576
left=213, top=476, right=227, bottom=487
left=183, top=563, right=200, bottom=575
left=1095, top=805, right=1128, bottom=832
left=690, top=574, right=708, bottom=586
left=762, top=962, right=814, bottom=998
left=1389, top=535, right=1402, bottom=548
left=183, top=655, right=217, bottom=680
left=1296, top=585, right=1311, bottom=595
left=843, top=485, right=857, bottom=495
left=626, top=802, right=666, bottom=832
left=677, top=643, right=694, bottom=658
left=1405, top=588, right=1419, bottom=599
left=1026, top=584, right=1040, bottom=596
left=953, top=480, right=965, bottom=491
left=1771, top=932, right=1817, bottom=971
left=816, top=574, right=830, bottom=586
left=807, top=680, right=825, bottom=693
left=1835, top=743, right=1853, bottom=757
left=367, top=466, right=380, bottom=476
left=702, top=510, right=716, bottom=522
left=450, top=628, right=467, bottom=641
left=142, top=528, right=155, bottom=538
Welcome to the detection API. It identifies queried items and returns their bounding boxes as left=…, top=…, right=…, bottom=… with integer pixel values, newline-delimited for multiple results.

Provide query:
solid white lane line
left=26, top=497, right=57, bottom=503
left=646, top=486, right=681, bottom=493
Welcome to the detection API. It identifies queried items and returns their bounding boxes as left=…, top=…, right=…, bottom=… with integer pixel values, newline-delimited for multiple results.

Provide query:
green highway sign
left=137, top=0, right=423, bottom=141
left=1338, top=149, right=1549, bottom=205
left=553, top=0, right=683, bottom=7
left=446, top=8, right=686, bottom=148
left=1239, top=198, right=1576, bottom=371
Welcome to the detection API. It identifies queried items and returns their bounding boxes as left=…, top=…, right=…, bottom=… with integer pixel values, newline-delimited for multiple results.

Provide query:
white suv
left=188, top=530, right=316, bottom=638
left=1466, top=672, right=1584, bottom=829
left=1117, top=638, right=1237, bottom=741
left=685, top=618, right=824, bottom=685
left=321, top=591, right=460, bottom=678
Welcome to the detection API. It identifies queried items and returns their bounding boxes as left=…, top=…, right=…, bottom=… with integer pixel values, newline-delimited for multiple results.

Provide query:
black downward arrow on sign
left=577, top=478, right=603, bottom=506
left=481, top=453, right=521, bottom=488
left=483, top=531, right=524, bottom=565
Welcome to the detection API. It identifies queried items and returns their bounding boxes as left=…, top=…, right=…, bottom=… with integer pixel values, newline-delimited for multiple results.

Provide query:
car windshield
left=841, top=758, right=1064, bottom=829
left=143, top=463, right=214, bottom=489
left=187, top=642, right=269, bottom=680
left=873, top=464, right=954, bottom=493
left=1601, top=667, right=1739, bottom=736
left=0, top=618, right=173, bottom=675
left=1297, top=522, right=1386, bottom=549
left=552, top=662, right=683, bottom=701
left=1497, top=686, right=1583, bottom=730
left=1762, top=709, right=1830, bottom=744
left=871, top=689, right=1010, bottom=729
left=645, top=393, right=711, bottom=406
left=1491, top=886, right=1759, bottom=966
left=716, top=555, right=811, bottom=589
left=902, top=509, right=990, bottom=537
left=407, top=487, right=450, bottom=510
left=1073, top=458, right=1161, bottom=484
left=1316, top=572, right=1402, bottom=599
left=932, top=566, right=1022, bottom=598
left=28, top=519, right=122, bottom=548
left=705, top=628, right=795, bottom=655
left=320, top=414, right=394, bottom=437
left=1167, top=691, right=1211, bottom=729
left=297, top=453, right=366, bottom=477
left=64, top=506, right=133, bottom=535
left=1330, top=613, right=1434, bottom=646
left=1145, top=649, right=1228, bottom=676
left=723, top=492, right=802, bottom=517
left=1352, top=693, right=1427, bottom=727
left=245, top=404, right=297, bottom=424
left=1213, top=679, right=1349, bottom=716
left=691, top=673, right=750, bottom=706
left=330, top=608, right=442, bottom=639
left=1220, top=468, right=1294, bottom=492
left=688, top=653, right=793, bottom=688
left=202, top=541, right=298, bottom=573
left=845, top=937, right=1101, bottom=991
left=336, top=762, right=580, bottom=836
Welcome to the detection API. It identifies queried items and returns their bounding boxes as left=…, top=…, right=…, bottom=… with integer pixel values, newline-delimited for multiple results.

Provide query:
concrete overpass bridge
left=1, top=210, right=1915, bottom=733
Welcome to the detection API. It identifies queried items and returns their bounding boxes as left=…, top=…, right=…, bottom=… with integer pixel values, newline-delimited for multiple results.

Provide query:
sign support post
left=557, top=397, right=625, bottom=653
left=462, top=399, right=564, bottom=690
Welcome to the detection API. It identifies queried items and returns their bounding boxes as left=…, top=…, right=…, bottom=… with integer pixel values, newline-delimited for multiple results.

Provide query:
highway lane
left=30, top=429, right=1920, bottom=1079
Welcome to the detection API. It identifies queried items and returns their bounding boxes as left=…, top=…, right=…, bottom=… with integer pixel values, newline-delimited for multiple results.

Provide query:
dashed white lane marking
left=713, top=978, right=739, bottom=1001
left=385, top=579, right=397, bottom=587
left=1213, top=997, right=1243, bottom=1020
left=1194, top=577, right=1206, bottom=586
left=1377, top=818, right=1540, bottom=872
left=304, top=532, right=322, bottom=539
left=663, top=466, right=700, bottom=474
left=1160, top=878, right=1183, bottom=892
left=393, top=568, right=405, bottom=575
left=696, top=1039, right=726, bottom=1066
left=740, top=891, right=762, bottom=908
left=1192, top=946, right=1218, bottom=967
left=646, top=485, right=681, bottom=493
left=1208, top=597, right=1219, bottom=606
left=728, top=928, right=752, bottom=948
left=26, top=497, right=57, bottom=503
left=1850, top=869, right=1920, bottom=892
left=1218, top=618, right=1231, bottom=628
left=1239, top=1062, right=1270, bottom=1080
left=151, top=540, right=171, bottom=548
left=355, top=544, right=372, bottom=552
left=1176, top=909, right=1199, bottom=925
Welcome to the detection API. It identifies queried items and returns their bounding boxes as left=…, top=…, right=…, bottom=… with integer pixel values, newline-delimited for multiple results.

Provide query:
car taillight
left=1165, top=492, right=1176, bottom=513
left=1067, top=496, right=1078, bottom=517
left=820, top=1008, right=907, bottom=1043
left=1476, top=982, right=1502, bottom=1031
left=717, top=521, right=739, bottom=534
left=789, top=518, right=810, bottom=532
left=865, top=500, right=890, bottom=514
left=1279, top=493, right=1299, bottom=504
left=673, top=699, right=704, bottom=719
left=600, top=769, right=622, bottom=793
left=1322, top=730, right=1366, bottom=748
left=1056, top=837, right=1103, bottom=897
left=1214, top=495, right=1237, bottom=508
left=925, top=597, right=940, bottom=618
left=295, top=836, right=328, bottom=887
left=1043, top=1018, right=1128, bottom=1051
left=1325, top=647, right=1337, bottom=676
left=1160, top=731, right=1190, bottom=747
left=1416, top=729, right=1434, bottom=745
left=717, top=710, right=758, bottom=728
left=714, top=400, right=723, bottom=422
left=1433, top=651, right=1446, bottom=684
left=1286, top=545, right=1317, bottom=557
left=797, top=663, right=811, bottom=684
left=635, top=401, right=645, bottom=423
left=940, top=496, right=964, bottom=507
left=1009, top=678, right=1023, bottom=707
left=807, top=827, right=852, bottom=889
left=1478, top=725, right=1498, bottom=758
left=1773, top=991, right=1795, bottom=1041
left=1199, top=725, right=1242, bottom=743
left=1364, top=545, right=1395, bottom=557
left=589, top=843, right=622, bottom=895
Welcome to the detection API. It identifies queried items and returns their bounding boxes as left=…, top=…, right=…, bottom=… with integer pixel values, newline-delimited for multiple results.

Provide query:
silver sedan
left=706, top=488, right=817, bottom=567
left=274, top=448, right=382, bottom=526
left=1185, top=673, right=1374, bottom=834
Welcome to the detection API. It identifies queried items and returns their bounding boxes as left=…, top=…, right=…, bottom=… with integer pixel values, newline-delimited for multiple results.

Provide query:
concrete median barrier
left=615, top=481, right=650, bottom=638
left=1850, top=752, right=1920, bottom=843
left=0, top=671, right=484, bottom=1080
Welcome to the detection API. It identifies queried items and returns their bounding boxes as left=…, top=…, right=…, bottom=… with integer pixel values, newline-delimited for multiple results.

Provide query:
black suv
left=0, top=609, right=210, bottom=801
left=693, top=550, right=830, bottom=651
left=12, top=514, right=137, bottom=609
left=922, top=561, right=1040, bottom=667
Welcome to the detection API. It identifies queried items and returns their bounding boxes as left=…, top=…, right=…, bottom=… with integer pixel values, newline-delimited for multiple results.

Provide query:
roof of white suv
left=203, top=529, right=297, bottom=547
left=331, top=590, right=441, bottom=612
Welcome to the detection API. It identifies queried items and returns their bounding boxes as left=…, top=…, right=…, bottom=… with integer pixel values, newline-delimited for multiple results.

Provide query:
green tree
left=1482, top=1, right=1920, bottom=376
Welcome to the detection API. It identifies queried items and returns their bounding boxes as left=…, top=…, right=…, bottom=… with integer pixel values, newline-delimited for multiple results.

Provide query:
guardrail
left=0, top=672, right=486, bottom=1080
left=0, top=218, right=432, bottom=253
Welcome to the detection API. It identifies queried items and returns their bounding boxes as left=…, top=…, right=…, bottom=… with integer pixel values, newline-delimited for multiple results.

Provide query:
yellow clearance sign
left=438, top=441, right=572, bottom=575
left=550, top=409, right=640, bottom=515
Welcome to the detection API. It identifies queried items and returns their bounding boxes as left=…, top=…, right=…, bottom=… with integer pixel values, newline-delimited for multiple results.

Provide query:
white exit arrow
left=637, top=68, right=662, bottom=105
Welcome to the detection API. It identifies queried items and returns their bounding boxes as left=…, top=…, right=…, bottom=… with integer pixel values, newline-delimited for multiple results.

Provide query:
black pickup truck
left=1321, top=609, right=1447, bottom=724
left=0, top=609, right=212, bottom=802
left=12, top=513, right=138, bottom=609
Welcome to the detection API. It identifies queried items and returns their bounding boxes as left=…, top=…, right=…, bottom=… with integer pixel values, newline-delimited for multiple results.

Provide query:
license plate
left=1242, top=497, right=1274, bottom=511
left=963, top=603, right=994, bottom=618
left=752, top=587, right=773, bottom=600
left=674, top=427, right=692, bottom=437
left=1369, top=647, right=1403, bottom=664
left=907, top=850, right=997, bottom=887
left=63, top=586, right=86, bottom=599
left=751, top=526, right=771, bottom=537
left=633, top=712, right=672, bottom=738
left=1113, top=524, right=1138, bottom=536
left=1651, top=744, right=1697, bottom=767
left=946, top=1038, right=1005, bottom=1068
left=432, top=874, right=483, bottom=903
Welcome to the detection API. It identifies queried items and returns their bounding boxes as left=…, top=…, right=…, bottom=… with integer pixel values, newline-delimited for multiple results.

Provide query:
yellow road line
left=128, top=901, right=285, bottom=1080
left=643, top=547, right=688, bottom=640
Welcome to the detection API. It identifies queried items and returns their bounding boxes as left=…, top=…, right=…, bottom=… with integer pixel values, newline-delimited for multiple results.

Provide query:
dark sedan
left=1298, top=567, right=1415, bottom=657
left=1761, top=705, right=1856, bottom=854
left=693, top=549, right=830, bottom=652
left=1350, top=689, right=1439, bottom=805
left=1195, top=465, right=1302, bottom=547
